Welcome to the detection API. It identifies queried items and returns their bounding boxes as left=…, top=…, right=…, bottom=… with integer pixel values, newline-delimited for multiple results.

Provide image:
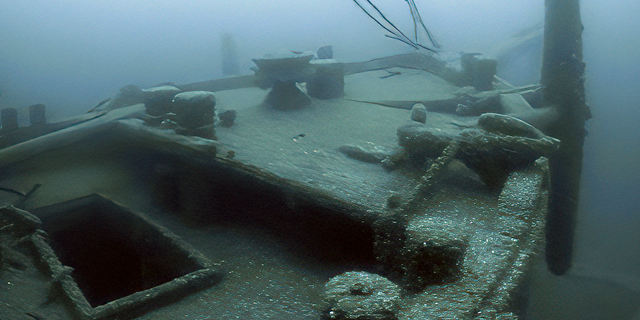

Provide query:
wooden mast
left=540, top=0, right=591, bottom=275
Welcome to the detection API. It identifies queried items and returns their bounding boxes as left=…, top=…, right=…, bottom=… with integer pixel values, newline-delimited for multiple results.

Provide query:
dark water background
left=1, top=1, right=638, bottom=318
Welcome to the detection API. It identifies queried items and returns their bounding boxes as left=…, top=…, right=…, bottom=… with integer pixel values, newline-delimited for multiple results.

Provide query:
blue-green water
left=0, top=1, right=638, bottom=318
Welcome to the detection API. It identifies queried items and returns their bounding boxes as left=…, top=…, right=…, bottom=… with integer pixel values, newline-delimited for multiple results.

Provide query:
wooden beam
left=540, top=0, right=591, bottom=275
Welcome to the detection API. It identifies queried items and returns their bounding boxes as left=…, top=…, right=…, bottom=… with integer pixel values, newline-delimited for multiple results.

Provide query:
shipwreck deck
left=0, top=55, right=549, bottom=319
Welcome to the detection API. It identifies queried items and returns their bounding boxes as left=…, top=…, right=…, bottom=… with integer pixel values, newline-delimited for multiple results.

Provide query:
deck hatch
left=31, top=194, right=222, bottom=319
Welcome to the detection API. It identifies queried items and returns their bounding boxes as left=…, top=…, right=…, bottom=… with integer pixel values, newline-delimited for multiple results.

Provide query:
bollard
left=460, top=54, right=497, bottom=91
left=474, top=59, right=497, bottom=91
left=317, top=45, right=333, bottom=59
left=29, top=104, right=46, bottom=126
left=306, top=64, right=344, bottom=100
left=264, top=80, right=311, bottom=110
left=1, top=108, right=19, bottom=131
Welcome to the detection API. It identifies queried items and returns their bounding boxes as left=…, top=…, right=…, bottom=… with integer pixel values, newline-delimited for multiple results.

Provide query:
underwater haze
left=1, top=0, right=639, bottom=319
left=0, top=0, right=542, bottom=120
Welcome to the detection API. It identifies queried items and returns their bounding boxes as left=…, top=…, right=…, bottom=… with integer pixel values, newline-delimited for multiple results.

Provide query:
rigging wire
left=352, top=0, right=440, bottom=52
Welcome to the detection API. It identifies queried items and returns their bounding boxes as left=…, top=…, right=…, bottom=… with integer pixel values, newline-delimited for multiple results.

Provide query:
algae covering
left=1, top=52, right=553, bottom=319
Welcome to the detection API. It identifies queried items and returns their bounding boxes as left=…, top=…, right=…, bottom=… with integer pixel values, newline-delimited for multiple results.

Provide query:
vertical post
left=540, top=0, right=591, bottom=275
left=29, top=104, right=46, bottom=126
left=1, top=108, right=19, bottom=131
left=221, top=33, right=239, bottom=76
